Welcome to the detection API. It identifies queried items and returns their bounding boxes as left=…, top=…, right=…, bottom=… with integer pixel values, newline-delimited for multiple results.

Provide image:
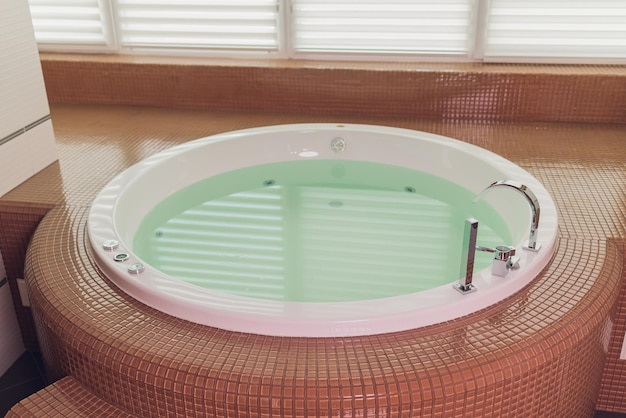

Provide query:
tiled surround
left=0, top=104, right=625, bottom=416
left=40, top=54, right=626, bottom=124
left=25, top=229, right=622, bottom=416
left=0, top=57, right=624, bottom=415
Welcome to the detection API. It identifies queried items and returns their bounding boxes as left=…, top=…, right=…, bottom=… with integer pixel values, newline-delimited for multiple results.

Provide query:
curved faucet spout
left=473, top=179, right=541, bottom=251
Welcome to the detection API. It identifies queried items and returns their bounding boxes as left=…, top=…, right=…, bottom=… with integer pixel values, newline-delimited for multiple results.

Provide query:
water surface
left=134, top=160, right=510, bottom=302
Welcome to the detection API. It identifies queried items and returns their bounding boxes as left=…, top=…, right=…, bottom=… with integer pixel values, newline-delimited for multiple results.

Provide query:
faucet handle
left=476, top=245, right=514, bottom=259
left=508, top=256, right=521, bottom=270
left=476, top=244, right=520, bottom=275
left=478, top=245, right=520, bottom=276
left=495, top=246, right=519, bottom=269
left=494, top=245, right=515, bottom=261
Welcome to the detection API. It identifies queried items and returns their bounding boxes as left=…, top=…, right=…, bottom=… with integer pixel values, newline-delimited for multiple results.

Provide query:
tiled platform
left=5, top=376, right=133, bottom=418
left=2, top=104, right=626, bottom=417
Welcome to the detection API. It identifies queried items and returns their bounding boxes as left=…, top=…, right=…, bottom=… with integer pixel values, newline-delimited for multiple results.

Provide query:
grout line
left=0, top=115, right=51, bottom=147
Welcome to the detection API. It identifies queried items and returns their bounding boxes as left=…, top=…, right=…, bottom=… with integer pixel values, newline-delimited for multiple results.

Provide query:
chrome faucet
left=455, top=218, right=522, bottom=295
left=473, top=180, right=541, bottom=251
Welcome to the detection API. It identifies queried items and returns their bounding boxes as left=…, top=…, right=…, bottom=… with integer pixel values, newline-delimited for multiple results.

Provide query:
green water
left=134, top=160, right=511, bottom=302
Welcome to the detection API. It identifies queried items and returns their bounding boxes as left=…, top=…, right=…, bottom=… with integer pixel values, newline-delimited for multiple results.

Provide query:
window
left=484, top=0, right=626, bottom=62
left=291, top=1, right=473, bottom=55
left=28, top=0, right=114, bottom=51
left=28, top=0, right=626, bottom=63
left=116, top=0, right=279, bottom=51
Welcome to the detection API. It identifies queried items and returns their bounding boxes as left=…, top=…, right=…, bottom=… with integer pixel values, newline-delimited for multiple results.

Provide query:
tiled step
left=6, top=376, right=134, bottom=418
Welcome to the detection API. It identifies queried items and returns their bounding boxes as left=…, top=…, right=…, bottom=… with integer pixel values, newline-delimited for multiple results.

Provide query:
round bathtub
left=88, top=124, right=558, bottom=337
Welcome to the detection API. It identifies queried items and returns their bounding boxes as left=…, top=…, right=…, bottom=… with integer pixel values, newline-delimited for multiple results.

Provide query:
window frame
left=28, top=0, right=626, bottom=65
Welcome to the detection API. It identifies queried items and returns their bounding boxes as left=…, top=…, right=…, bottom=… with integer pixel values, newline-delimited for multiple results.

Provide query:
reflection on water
left=134, top=160, right=509, bottom=302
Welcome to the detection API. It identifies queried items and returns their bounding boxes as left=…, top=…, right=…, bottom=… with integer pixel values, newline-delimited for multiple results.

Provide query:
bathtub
left=88, top=124, right=558, bottom=337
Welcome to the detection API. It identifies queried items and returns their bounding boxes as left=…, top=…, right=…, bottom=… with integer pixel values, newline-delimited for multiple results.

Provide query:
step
left=6, top=376, right=134, bottom=417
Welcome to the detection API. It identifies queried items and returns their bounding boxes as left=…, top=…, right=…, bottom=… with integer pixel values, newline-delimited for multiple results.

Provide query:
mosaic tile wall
left=40, top=54, right=626, bottom=124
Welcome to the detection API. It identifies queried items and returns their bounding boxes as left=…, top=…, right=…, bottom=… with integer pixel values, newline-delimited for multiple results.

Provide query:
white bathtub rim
left=88, top=123, right=558, bottom=337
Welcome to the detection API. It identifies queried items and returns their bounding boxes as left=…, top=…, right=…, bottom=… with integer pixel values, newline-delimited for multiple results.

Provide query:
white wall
left=0, top=0, right=57, bottom=197
left=0, top=251, right=24, bottom=376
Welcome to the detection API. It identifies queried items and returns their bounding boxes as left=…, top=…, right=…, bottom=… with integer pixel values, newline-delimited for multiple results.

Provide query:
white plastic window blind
left=28, top=0, right=112, bottom=49
left=27, top=0, right=626, bottom=62
left=291, top=0, right=473, bottom=55
left=115, top=0, right=279, bottom=51
left=485, top=0, right=626, bottom=61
